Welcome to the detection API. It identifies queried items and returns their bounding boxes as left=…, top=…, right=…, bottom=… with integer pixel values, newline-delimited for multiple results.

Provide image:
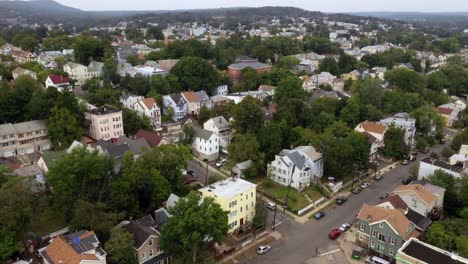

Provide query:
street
left=235, top=132, right=454, bottom=264
left=187, top=159, right=215, bottom=186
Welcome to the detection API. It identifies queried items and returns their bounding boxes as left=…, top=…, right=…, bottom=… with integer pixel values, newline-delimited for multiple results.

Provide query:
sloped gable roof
left=393, top=184, right=438, bottom=205
left=359, top=121, right=387, bottom=135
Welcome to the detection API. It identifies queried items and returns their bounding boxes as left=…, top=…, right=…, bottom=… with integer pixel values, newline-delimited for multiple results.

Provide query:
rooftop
left=200, top=178, right=256, bottom=199
left=13, top=120, right=47, bottom=133
left=86, top=106, right=121, bottom=115
left=228, top=61, right=271, bottom=70
left=393, top=184, right=438, bottom=205
left=420, top=157, right=464, bottom=173
left=399, top=238, right=468, bottom=264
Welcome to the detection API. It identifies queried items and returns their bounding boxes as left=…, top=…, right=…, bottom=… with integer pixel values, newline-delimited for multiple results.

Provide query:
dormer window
left=149, top=239, right=153, bottom=246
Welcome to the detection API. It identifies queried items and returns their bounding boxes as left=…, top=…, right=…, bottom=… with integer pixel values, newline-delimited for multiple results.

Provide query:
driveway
left=234, top=137, right=454, bottom=264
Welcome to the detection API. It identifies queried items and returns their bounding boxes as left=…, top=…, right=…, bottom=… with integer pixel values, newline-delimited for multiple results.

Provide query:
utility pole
left=204, top=158, right=209, bottom=186
left=272, top=204, right=277, bottom=230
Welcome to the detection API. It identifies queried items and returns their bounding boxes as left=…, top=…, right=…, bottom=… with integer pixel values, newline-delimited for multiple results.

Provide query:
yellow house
left=199, top=178, right=257, bottom=233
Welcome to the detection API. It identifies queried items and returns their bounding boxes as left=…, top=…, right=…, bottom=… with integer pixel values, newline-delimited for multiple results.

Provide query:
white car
left=216, top=159, right=227, bottom=168
left=257, top=245, right=271, bottom=254
left=361, top=182, right=371, bottom=189
left=339, top=223, right=351, bottom=232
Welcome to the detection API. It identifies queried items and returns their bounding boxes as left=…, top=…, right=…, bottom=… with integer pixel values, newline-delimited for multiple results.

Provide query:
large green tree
left=383, top=124, right=407, bottom=159
left=232, top=96, right=265, bottom=135
left=170, top=57, right=220, bottom=94
left=105, top=228, right=138, bottom=264
left=160, top=192, right=229, bottom=264
left=47, top=107, right=84, bottom=150
left=274, top=76, right=307, bottom=103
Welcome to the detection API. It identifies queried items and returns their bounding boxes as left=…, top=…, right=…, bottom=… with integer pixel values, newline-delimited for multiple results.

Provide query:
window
left=149, top=249, right=154, bottom=257
left=389, top=248, right=394, bottom=256
left=230, top=221, right=237, bottom=228
left=229, top=210, right=237, bottom=218
left=149, top=239, right=153, bottom=246
left=379, top=222, right=384, bottom=228
left=229, top=201, right=237, bottom=208
left=377, top=244, right=385, bottom=253
left=142, top=253, right=146, bottom=261
left=251, top=192, right=253, bottom=198
left=360, top=223, right=365, bottom=231
left=371, top=241, right=375, bottom=248
left=378, top=234, right=385, bottom=242
left=371, top=230, right=377, bottom=237
left=390, top=237, right=396, bottom=245
left=246, top=195, right=248, bottom=200
left=359, top=234, right=364, bottom=241
left=240, top=207, right=243, bottom=212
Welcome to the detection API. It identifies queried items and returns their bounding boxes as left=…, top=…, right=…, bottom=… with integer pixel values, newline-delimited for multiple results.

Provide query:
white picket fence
left=297, top=196, right=325, bottom=215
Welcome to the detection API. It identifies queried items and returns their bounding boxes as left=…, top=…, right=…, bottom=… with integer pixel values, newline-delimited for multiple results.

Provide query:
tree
left=146, top=26, right=165, bottom=40
left=274, top=76, right=307, bottom=103
left=181, top=125, right=195, bottom=145
left=0, top=226, right=20, bottom=262
left=385, top=68, right=426, bottom=93
left=48, top=147, right=114, bottom=218
left=159, top=192, right=229, bottom=264
left=232, top=96, right=264, bottom=135
left=424, top=223, right=457, bottom=252
left=319, top=57, right=340, bottom=76
left=228, top=134, right=260, bottom=163
left=252, top=204, right=268, bottom=229
left=73, top=37, right=112, bottom=65
left=103, top=57, right=119, bottom=84
left=340, top=97, right=361, bottom=127
left=277, top=55, right=300, bottom=70
left=383, top=124, right=407, bottom=159
left=239, top=67, right=261, bottom=92
left=105, top=228, right=137, bottom=264
left=47, top=107, right=84, bottom=150
left=12, top=32, right=38, bottom=51
left=170, top=57, right=220, bottom=94
left=122, top=108, right=152, bottom=136
left=411, top=105, right=444, bottom=135
left=428, top=170, right=455, bottom=191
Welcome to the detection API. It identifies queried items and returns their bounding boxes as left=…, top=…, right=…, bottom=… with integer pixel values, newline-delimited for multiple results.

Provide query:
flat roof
left=420, top=157, right=464, bottom=173
left=86, top=106, right=121, bottom=115
left=401, top=238, right=468, bottom=264
left=200, top=178, right=256, bottom=199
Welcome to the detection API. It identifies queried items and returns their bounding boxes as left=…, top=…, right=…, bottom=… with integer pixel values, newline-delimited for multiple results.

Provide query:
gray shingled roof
left=154, top=208, right=170, bottom=231
left=122, top=222, right=158, bottom=249
left=13, top=120, right=47, bottom=133
left=193, top=127, right=214, bottom=141
left=0, top=123, right=16, bottom=136
left=287, top=151, right=307, bottom=170
left=228, top=61, right=270, bottom=70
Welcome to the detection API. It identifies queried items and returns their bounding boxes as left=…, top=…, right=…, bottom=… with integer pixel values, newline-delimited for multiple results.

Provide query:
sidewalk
left=219, top=230, right=282, bottom=264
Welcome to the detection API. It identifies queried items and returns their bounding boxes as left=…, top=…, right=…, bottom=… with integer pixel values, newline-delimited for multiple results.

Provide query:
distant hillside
left=351, top=11, right=468, bottom=23
left=0, top=0, right=86, bottom=19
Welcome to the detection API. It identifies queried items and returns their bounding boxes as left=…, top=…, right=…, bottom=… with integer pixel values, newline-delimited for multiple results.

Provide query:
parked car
left=402, top=160, right=409, bottom=165
left=336, top=197, right=348, bottom=205
left=352, top=186, right=362, bottom=194
left=257, top=245, right=271, bottom=254
left=361, top=182, right=371, bottom=189
left=408, top=156, right=416, bottom=162
left=366, top=255, right=391, bottom=264
left=380, top=193, right=389, bottom=199
left=374, top=174, right=383, bottom=181
left=339, top=223, right=351, bottom=232
left=215, top=159, right=227, bottom=168
left=439, top=138, right=446, bottom=144
left=352, top=249, right=362, bottom=260
left=314, top=212, right=326, bottom=220
left=328, top=229, right=342, bottom=240
left=265, top=202, right=276, bottom=210
left=402, top=178, right=413, bottom=185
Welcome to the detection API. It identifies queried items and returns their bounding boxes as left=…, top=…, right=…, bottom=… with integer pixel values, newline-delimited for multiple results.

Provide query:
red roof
left=135, top=129, right=162, bottom=148
left=437, top=107, right=453, bottom=115
left=48, top=75, right=70, bottom=85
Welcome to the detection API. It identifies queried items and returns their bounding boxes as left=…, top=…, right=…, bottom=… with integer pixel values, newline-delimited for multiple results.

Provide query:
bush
left=430, top=152, right=439, bottom=159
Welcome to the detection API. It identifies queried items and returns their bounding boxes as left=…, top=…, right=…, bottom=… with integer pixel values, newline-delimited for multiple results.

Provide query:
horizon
left=46, top=0, right=468, bottom=13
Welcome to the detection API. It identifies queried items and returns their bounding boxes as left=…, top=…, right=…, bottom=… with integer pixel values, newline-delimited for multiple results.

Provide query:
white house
left=436, top=103, right=461, bottom=127
left=191, top=127, right=219, bottom=161
left=418, top=157, right=466, bottom=180
left=64, top=61, right=104, bottom=86
left=162, top=94, right=188, bottom=122
left=449, top=144, right=468, bottom=167
left=45, top=75, right=71, bottom=92
left=12, top=67, right=37, bottom=80
left=355, top=121, right=387, bottom=161
left=203, top=116, right=232, bottom=149
left=181, top=91, right=212, bottom=116
left=214, top=85, right=229, bottom=96
left=379, top=113, right=416, bottom=147
left=134, top=98, right=162, bottom=128
left=391, top=184, right=438, bottom=217
left=37, top=51, right=63, bottom=69
left=268, top=145, right=323, bottom=190
left=120, top=94, right=144, bottom=110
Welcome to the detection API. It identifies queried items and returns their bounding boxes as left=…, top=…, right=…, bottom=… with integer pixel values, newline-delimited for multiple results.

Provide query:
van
left=265, top=202, right=276, bottom=210
left=365, top=256, right=390, bottom=264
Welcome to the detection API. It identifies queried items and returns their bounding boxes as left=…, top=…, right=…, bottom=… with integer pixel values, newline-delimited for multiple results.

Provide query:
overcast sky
left=55, top=0, right=468, bottom=12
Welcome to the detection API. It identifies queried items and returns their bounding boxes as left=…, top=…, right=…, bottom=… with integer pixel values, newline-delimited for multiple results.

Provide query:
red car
left=328, top=229, right=342, bottom=240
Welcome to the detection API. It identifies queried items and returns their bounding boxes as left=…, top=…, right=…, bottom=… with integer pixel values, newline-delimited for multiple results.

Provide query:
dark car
left=402, top=178, right=413, bottom=185
left=314, top=212, right=326, bottom=220
left=328, top=229, right=342, bottom=240
left=439, top=138, right=446, bottom=144
left=380, top=193, right=389, bottom=199
left=336, top=197, right=348, bottom=205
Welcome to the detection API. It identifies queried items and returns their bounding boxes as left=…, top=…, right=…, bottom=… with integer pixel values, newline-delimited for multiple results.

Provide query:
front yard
left=258, top=180, right=325, bottom=214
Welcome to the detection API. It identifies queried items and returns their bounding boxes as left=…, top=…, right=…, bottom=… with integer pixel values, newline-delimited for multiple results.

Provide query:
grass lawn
left=259, top=181, right=311, bottom=213
left=304, top=187, right=323, bottom=201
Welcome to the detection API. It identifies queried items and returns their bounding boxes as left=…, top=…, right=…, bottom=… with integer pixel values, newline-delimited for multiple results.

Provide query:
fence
left=297, top=196, right=326, bottom=215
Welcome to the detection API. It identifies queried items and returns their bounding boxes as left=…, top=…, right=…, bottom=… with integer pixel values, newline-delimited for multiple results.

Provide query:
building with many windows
left=199, top=178, right=257, bottom=233
left=85, top=106, right=124, bottom=141
left=0, top=120, right=51, bottom=157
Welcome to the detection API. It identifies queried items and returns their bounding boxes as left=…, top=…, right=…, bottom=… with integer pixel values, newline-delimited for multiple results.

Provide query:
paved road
left=236, top=133, right=454, bottom=264
left=187, top=160, right=215, bottom=186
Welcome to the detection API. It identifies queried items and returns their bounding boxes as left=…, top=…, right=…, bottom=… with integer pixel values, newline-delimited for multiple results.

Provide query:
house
left=119, top=94, right=144, bottom=110
left=449, top=144, right=468, bottom=167
left=114, top=136, right=151, bottom=158
left=12, top=67, right=37, bottom=80
left=370, top=67, right=387, bottom=80
left=38, top=230, right=107, bottom=264
left=227, top=57, right=272, bottom=81
left=12, top=50, right=37, bottom=64
left=37, top=150, right=67, bottom=174
left=396, top=237, right=468, bottom=264
left=13, top=164, right=46, bottom=193
left=162, top=94, right=188, bottom=122
left=391, top=184, right=439, bottom=217
left=181, top=91, right=212, bottom=116
left=191, top=127, right=219, bottom=162
left=356, top=204, right=420, bottom=261
left=45, top=75, right=71, bottom=92
left=85, top=106, right=124, bottom=141
left=268, top=145, right=324, bottom=190
left=313, top=72, right=336, bottom=89
left=203, top=116, right=232, bottom=149
left=37, top=51, right=64, bottom=69
left=119, top=213, right=171, bottom=264
left=199, top=178, right=257, bottom=233
left=418, top=157, right=465, bottom=180
left=214, top=85, right=229, bottom=96
left=257, top=85, right=276, bottom=98
left=232, top=160, right=253, bottom=178
left=300, top=75, right=315, bottom=92
left=0, top=120, right=51, bottom=157
left=157, top=59, right=179, bottom=71
left=436, top=103, right=460, bottom=127
left=412, top=180, right=446, bottom=211
left=134, top=98, right=162, bottom=128
left=355, top=121, right=387, bottom=160
left=0, top=43, right=21, bottom=55
left=135, top=129, right=166, bottom=148
left=379, top=113, right=416, bottom=147
left=64, top=61, right=103, bottom=86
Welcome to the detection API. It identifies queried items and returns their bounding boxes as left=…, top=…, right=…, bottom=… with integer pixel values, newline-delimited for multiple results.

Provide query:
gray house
left=356, top=204, right=421, bottom=262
